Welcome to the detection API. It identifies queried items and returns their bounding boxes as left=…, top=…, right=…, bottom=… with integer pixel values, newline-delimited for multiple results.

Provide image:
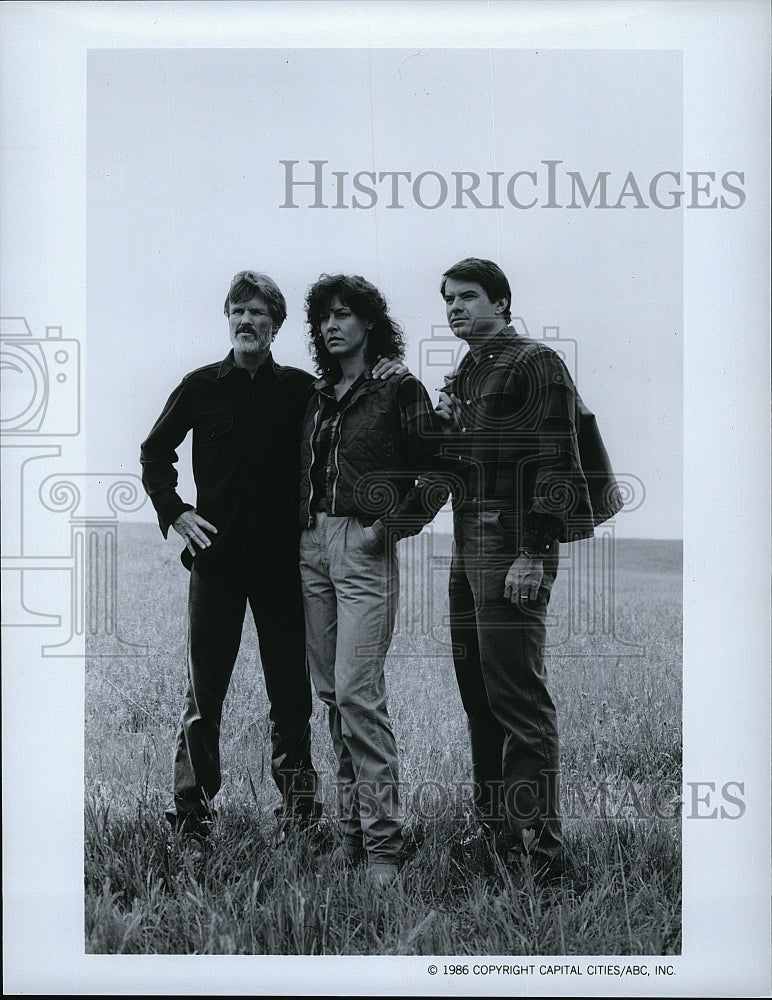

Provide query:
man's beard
left=236, top=328, right=272, bottom=352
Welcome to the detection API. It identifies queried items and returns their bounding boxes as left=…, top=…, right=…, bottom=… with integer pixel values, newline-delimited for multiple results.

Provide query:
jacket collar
left=312, top=367, right=381, bottom=399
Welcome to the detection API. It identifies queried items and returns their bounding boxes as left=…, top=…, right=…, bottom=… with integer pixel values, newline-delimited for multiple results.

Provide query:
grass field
left=85, top=524, right=682, bottom=955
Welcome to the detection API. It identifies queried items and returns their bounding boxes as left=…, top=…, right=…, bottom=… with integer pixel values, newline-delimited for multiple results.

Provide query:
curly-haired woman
left=298, top=274, right=447, bottom=887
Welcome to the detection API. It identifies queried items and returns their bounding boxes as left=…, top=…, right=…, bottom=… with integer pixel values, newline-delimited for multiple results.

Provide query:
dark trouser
left=167, top=563, right=316, bottom=828
left=448, top=509, right=562, bottom=866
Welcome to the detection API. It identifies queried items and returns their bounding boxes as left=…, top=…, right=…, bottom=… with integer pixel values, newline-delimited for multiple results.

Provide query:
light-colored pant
left=299, top=512, right=403, bottom=863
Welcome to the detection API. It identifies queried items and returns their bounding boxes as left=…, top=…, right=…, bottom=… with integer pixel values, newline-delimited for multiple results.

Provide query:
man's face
left=443, top=277, right=506, bottom=342
left=228, top=294, right=277, bottom=357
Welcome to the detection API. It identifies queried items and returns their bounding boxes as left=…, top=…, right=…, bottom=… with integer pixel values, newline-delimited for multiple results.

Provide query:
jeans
left=449, top=509, right=562, bottom=864
left=299, top=513, right=403, bottom=864
left=167, top=563, right=316, bottom=827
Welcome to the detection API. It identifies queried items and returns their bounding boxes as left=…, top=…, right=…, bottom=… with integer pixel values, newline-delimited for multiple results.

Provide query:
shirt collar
left=460, top=326, right=518, bottom=368
left=483, top=324, right=517, bottom=352
left=217, top=349, right=278, bottom=380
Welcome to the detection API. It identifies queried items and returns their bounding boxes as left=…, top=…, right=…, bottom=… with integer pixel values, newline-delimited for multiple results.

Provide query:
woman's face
left=320, top=296, right=372, bottom=362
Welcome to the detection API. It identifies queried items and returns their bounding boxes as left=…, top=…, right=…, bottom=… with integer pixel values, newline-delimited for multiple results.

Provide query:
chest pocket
left=461, top=366, right=542, bottom=434
left=201, top=416, right=241, bottom=475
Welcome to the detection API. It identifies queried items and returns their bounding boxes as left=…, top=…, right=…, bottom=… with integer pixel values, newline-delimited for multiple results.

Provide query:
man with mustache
left=140, top=270, right=400, bottom=845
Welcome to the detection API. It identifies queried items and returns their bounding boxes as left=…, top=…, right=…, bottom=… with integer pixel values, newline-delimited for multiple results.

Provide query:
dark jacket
left=298, top=370, right=448, bottom=538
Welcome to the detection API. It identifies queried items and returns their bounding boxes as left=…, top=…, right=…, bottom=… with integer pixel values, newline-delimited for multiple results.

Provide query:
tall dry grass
left=85, top=526, right=682, bottom=955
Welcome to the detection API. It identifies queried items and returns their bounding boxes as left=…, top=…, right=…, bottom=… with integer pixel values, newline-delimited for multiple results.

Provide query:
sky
left=86, top=46, right=683, bottom=537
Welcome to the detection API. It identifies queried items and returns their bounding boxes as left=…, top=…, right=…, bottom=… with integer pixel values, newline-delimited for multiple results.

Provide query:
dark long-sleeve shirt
left=140, top=350, right=314, bottom=576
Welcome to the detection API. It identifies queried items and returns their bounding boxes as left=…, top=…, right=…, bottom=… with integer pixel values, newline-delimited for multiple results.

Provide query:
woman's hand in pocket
left=361, top=519, right=387, bottom=554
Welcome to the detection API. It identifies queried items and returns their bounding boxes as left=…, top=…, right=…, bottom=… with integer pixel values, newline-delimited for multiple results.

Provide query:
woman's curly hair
left=305, top=273, right=405, bottom=380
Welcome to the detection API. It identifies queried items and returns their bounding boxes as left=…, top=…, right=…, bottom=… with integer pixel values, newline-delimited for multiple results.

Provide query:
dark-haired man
left=436, top=257, right=622, bottom=882
left=141, top=271, right=402, bottom=842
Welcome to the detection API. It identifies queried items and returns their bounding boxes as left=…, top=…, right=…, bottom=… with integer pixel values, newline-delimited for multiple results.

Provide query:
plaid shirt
left=442, top=327, right=622, bottom=550
left=307, top=376, right=361, bottom=510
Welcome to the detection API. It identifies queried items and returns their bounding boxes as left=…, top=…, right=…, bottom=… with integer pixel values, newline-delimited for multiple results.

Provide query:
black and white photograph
left=2, top=2, right=769, bottom=995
